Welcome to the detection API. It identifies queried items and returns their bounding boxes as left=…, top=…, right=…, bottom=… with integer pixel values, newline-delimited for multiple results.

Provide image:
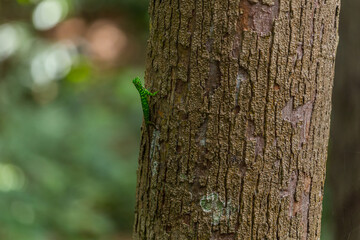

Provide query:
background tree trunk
left=134, top=0, right=340, bottom=239
left=328, top=0, right=360, bottom=239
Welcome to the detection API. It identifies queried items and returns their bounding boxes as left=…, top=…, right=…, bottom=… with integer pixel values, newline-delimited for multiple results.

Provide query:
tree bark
left=134, top=0, right=340, bottom=239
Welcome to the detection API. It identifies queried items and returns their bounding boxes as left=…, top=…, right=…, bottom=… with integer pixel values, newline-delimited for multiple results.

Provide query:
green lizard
left=133, top=77, right=158, bottom=128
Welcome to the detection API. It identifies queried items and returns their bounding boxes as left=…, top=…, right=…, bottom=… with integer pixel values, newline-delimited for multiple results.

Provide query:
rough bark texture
left=134, top=0, right=340, bottom=239
left=328, top=0, right=360, bottom=239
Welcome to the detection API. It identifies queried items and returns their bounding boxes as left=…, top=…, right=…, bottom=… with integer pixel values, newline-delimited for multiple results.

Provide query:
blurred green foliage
left=0, top=0, right=148, bottom=239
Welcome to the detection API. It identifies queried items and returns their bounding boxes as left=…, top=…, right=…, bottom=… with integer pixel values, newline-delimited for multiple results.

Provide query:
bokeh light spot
left=0, top=24, right=19, bottom=61
left=87, top=20, right=128, bottom=65
left=32, top=0, right=68, bottom=31
left=31, top=43, right=76, bottom=85
left=0, top=164, right=26, bottom=191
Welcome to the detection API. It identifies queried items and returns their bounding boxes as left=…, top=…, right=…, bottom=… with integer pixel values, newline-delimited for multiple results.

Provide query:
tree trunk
left=133, top=0, right=340, bottom=239
left=328, top=0, right=360, bottom=239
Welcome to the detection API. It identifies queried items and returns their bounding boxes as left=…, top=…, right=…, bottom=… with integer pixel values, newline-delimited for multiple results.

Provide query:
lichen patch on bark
left=200, top=193, right=224, bottom=225
left=200, top=193, right=236, bottom=226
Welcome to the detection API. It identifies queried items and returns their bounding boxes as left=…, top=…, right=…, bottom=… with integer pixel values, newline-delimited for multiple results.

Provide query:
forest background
left=0, top=0, right=358, bottom=239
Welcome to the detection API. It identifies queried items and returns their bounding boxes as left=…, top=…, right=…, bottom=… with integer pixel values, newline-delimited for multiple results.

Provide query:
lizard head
left=132, top=77, right=143, bottom=89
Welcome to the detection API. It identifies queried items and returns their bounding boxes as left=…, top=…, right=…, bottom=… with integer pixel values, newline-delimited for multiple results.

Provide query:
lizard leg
left=144, top=89, right=158, bottom=96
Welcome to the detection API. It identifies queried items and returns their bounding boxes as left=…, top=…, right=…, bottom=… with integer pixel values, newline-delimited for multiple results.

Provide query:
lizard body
left=133, top=77, right=157, bottom=127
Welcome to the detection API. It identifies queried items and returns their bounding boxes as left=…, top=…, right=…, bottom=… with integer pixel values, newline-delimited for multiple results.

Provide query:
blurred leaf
left=16, top=0, right=32, bottom=5
left=66, top=62, right=92, bottom=83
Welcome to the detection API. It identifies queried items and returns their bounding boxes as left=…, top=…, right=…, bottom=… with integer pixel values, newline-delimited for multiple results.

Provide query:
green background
left=0, top=0, right=356, bottom=239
